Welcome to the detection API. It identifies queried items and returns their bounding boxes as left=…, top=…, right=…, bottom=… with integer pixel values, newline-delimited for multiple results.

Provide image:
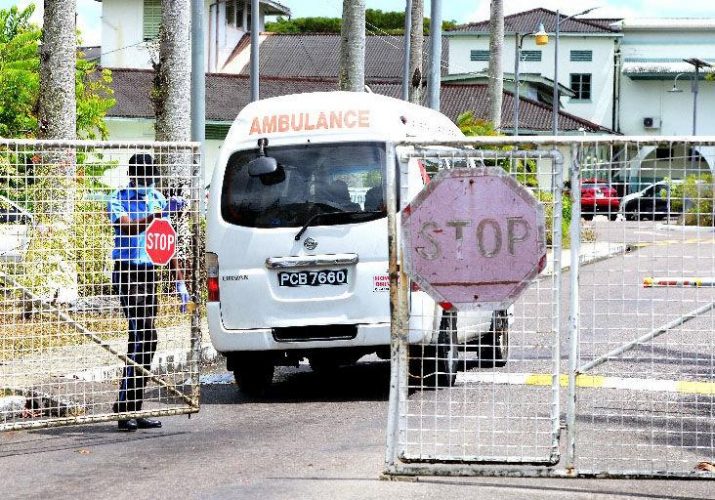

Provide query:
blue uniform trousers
left=112, top=261, right=158, bottom=413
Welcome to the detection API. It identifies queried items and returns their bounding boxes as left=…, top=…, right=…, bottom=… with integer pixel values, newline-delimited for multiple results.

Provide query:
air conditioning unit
left=643, top=117, right=661, bottom=129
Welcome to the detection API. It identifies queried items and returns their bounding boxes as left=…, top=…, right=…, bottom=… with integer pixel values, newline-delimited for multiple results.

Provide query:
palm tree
left=338, top=0, right=366, bottom=91
left=408, top=0, right=424, bottom=104
left=486, top=0, right=504, bottom=130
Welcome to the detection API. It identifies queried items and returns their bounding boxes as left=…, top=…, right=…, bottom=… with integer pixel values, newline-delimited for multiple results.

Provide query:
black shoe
left=136, top=417, right=162, bottom=429
left=118, top=419, right=138, bottom=432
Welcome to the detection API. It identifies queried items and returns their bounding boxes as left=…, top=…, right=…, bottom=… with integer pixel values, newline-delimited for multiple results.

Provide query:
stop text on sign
left=416, top=217, right=532, bottom=261
left=146, top=232, right=176, bottom=253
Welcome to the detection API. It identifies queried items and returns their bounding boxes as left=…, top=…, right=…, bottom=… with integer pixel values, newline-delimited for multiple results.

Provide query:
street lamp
left=683, top=58, right=712, bottom=135
left=513, top=23, right=549, bottom=136
left=552, top=7, right=599, bottom=136
left=668, top=73, right=685, bottom=93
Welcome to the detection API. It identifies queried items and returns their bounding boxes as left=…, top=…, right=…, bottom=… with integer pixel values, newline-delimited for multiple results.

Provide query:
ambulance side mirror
left=247, top=156, right=278, bottom=177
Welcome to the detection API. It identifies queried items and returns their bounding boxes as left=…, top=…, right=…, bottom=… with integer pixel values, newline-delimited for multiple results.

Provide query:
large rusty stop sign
left=402, top=167, right=546, bottom=310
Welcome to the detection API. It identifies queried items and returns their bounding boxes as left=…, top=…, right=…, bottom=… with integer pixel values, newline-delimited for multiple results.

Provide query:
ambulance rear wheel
left=231, top=354, right=274, bottom=397
left=478, top=310, right=509, bottom=368
left=409, top=313, right=458, bottom=389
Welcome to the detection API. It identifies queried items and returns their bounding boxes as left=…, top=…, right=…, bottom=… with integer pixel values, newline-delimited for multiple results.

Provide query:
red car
left=580, top=180, right=620, bottom=220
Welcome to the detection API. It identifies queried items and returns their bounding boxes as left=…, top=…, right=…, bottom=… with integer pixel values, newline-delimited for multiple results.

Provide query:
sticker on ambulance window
left=373, top=274, right=389, bottom=292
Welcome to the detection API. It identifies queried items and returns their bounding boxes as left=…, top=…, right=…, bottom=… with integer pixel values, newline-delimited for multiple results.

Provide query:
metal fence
left=0, top=139, right=202, bottom=430
left=385, top=137, right=715, bottom=479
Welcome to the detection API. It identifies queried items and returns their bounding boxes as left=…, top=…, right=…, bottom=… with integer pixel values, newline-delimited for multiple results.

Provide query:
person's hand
left=162, top=196, right=187, bottom=218
left=176, top=280, right=190, bottom=313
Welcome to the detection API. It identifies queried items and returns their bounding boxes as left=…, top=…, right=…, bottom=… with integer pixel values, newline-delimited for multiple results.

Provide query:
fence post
left=566, top=142, right=582, bottom=474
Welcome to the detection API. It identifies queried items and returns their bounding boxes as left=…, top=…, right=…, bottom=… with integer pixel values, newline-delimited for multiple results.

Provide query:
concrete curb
left=1, top=343, right=219, bottom=420
left=60, top=342, right=219, bottom=382
left=543, top=242, right=626, bottom=276
left=656, top=223, right=715, bottom=233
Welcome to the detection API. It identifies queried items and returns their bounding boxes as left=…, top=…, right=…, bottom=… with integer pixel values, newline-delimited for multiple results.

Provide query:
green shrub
left=671, top=174, right=713, bottom=226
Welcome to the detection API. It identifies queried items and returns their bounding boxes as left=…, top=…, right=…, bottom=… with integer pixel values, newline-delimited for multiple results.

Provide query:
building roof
left=106, top=68, right=611, bottom=134
left=623, top=60, right=715, bottom=79
left=443, top=72, right=576, bottom=97
left=80, top=46, right=101, bottom=62
left=92, top=0, right=290, bottom=15
left=225, top=33, right=447, bottom=79
left=618, top=18, right=715, bottom=30
left=448, top=8, right=621, bottom=34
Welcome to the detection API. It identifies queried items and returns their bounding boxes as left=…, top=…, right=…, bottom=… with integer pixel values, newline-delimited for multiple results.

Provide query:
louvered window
left=570, top=50, right=593, bottom=62
left=470, top=50, right=490, bottom=62
left=143, top=0, right=161, bottom=41
left=570, top=73, right=592, bottom=100
left=520, top=50, right=542, bottom=62
left=226, top=0, right=235, bottom=27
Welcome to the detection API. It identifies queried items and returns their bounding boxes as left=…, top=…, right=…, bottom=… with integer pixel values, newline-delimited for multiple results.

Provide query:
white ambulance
left=206, top=91, right=509, bottom=395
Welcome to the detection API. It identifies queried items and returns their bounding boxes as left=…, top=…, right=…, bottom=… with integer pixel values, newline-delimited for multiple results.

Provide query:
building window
left=570, top=50, right=593, bottom=62
left=570, top=73, right=592, bottom=100
left=470, top=50, right=489, bottom=62
left=520, top=50, right=542, bottom=62
left=143, top=0, right=161, bottom=41
left=226, top=0, right=235, bottom=27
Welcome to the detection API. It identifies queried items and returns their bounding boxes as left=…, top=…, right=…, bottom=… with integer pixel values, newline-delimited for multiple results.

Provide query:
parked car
left=620, top=181, right=675, bottom=220
left=581, top=180, right=620, bottom=220
left=0, top=195, right=33, bottom=262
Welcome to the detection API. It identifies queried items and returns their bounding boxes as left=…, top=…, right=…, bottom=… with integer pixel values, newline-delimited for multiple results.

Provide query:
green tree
left=0, top=5, right=115, bottom=140
left=0, top=6, right=40, bottom=138
left=265, top=9, right=456, bottom=34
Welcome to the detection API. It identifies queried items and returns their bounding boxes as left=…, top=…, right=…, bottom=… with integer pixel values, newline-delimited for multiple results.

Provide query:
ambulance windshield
left=221, top=142, right=386, bottom=228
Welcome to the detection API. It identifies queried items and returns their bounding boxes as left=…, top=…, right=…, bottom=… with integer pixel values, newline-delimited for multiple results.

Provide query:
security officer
left=108, top=153, right=189, bottom=432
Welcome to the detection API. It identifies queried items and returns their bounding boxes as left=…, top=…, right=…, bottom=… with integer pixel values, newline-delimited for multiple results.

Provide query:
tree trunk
left=408, top=0, right=424, bottom=104
left=154, top=0, right=191, bottom=144
left=38, top=1, right=76, bottom=140
left=338, top=0, right=365, bottom=92
left=33, top=0, right=78, bottom=305
left=486, top=0, right=504, bottom=129
left=153, top=0, right=192, bottom=281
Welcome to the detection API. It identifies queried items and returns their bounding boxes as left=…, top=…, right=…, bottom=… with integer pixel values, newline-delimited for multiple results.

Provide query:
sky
left=3, top=0, right=715, bottom=46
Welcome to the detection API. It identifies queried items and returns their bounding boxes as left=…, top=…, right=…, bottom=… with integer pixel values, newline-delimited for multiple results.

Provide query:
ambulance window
left=221, top=142, right=386, bottom=228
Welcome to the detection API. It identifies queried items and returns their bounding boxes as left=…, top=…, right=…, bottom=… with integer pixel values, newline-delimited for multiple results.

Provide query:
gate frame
left=385, top=139, right=565, bottom=474
left=385, top=136, right=715, bottom=479
left=0, top=139, right=203, bottom=431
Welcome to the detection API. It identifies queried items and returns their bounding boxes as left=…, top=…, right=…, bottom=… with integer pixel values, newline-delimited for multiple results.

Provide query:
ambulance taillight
left=206, top=252, right=220, bottom=302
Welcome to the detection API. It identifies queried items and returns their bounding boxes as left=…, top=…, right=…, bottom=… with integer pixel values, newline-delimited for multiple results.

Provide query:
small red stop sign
left=145, top=218, right=176, bottom=266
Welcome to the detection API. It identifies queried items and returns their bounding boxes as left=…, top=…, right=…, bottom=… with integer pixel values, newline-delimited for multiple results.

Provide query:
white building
left=617, top=19, right=715, bottom=136
left=446, top=8, right=622, bottom=131
left=99, top=0, right=290, bottom=71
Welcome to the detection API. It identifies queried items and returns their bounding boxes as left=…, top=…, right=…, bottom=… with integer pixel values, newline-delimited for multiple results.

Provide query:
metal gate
left=0, top=139, right=202, bottom=430
left=385, top=137, right=715, bottom=479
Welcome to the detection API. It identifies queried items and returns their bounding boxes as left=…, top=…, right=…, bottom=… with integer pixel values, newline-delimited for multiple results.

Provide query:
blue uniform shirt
left=108, top=187, right=167, bottom=265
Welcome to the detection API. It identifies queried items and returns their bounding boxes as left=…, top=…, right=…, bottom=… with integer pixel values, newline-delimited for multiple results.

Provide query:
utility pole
left=402, top=0, right=412, bottom=101
left=191, top=0, right=205, bottom=144
left=486, top=0, right=504, bottom=129
left=338, top=0, right=366, bottom=91
left=250, top=0, right=260, bottom=101
left=427, top=0, right=442, bottom=110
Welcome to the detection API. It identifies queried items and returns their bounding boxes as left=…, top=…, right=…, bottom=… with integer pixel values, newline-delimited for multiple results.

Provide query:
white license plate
left=278, top=269, right=348, bottom=287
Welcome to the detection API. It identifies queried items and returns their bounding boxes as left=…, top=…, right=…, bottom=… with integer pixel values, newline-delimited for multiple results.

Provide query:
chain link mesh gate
left=384, top=137, right=715, bottom=479
left=385, top=140, right=565, bottom=473
left=0, top=139, right=202, bottom=430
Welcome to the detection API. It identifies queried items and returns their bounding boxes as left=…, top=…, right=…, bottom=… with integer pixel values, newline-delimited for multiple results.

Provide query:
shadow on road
left=201, top=360, right=392, bottom=405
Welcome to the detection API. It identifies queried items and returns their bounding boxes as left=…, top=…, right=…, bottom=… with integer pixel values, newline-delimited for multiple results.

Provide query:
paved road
left=1, top=359, right=714, bottom=500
